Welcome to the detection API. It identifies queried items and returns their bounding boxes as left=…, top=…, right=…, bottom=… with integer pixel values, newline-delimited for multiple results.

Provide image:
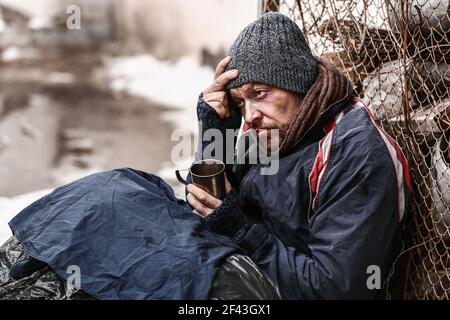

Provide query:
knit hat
left=225, top=12, right=317, bottom=96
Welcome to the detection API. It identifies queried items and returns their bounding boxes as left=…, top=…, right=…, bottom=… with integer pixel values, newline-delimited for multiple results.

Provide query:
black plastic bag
left=1, top=236, right=281, bottom=300
left=0, top=237, right=92, bottom=300
left=209, top=254, right=281, bottom=300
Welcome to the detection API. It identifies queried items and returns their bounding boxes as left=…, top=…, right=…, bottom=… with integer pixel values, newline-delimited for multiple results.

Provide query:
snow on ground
left=0, top=188, right=52, bottom=245
left=106, top=54, right=214, bottom=133
left=28, top=16, right=54, bottom=30
left=0, top=54, right=212, bottom=243
left=0, top=18, right=5, bottom=34
left=1, top=46, right=41, bottom=62
left=106, top=54, right=214, bottom=191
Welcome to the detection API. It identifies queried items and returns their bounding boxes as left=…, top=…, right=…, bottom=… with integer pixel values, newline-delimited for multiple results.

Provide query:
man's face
left=229, top=83, right=299, bottom=149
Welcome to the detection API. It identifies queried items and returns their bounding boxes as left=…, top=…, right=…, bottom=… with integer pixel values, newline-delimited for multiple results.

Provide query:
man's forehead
left=229, top=83, right=271, bottom=96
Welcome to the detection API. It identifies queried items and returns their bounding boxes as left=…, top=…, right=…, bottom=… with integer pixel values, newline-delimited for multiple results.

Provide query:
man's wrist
left=197, top=92, right=242, bottom=132
left=205, top=189, right=248, bottom=238
left=197, top=93, right=224, bottom=132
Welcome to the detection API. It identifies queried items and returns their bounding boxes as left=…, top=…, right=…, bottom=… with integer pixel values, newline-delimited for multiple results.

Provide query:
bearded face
left=230, top=83, right=300, bottom=154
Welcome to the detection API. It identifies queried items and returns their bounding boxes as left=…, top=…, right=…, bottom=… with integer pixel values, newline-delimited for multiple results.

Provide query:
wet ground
left=0, top=53, right=176, bottom=197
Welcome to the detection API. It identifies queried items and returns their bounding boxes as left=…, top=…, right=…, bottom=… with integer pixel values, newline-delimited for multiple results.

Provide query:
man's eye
left=235, top=100, right=244, bottom=108
left=255, top=90, right=267, bottom=98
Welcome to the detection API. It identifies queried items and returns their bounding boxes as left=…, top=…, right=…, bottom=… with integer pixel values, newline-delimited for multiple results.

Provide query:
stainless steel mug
left=175, top=159, right=226, bottom=200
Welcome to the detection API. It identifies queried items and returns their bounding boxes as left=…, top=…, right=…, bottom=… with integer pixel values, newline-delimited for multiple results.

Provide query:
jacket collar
left=287, top=82, right=355, bottom=153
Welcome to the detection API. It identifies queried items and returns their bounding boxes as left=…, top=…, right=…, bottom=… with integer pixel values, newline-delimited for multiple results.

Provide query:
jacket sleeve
left=236, top=135, right=409, bottom=299
left=186, top=93, right=242, bottom=189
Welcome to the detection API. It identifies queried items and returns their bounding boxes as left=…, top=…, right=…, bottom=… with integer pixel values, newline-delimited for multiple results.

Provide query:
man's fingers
left=202, top=92, right=230, bottom=118
left=187, top=184, right=222, bottom=209
left=224, top=173, right=232, bottom=194
left=203, top=91, right=226, bottom=102
left=214, top=56, right=231, bottom=80
left=214, top=69, right=239, bottom=90
left=205, top=69, right=239, bottom=93
left=192, top=209, right=204, bottom=218
left=187, top=193, right=212, bottom=217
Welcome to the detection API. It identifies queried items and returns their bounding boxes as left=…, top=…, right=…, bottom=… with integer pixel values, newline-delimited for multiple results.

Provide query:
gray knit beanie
left=225, top=12, right=317, bottom=96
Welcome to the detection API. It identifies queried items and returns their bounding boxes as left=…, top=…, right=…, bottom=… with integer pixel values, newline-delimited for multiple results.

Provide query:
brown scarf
left=279, top=57, right=349, bottom=154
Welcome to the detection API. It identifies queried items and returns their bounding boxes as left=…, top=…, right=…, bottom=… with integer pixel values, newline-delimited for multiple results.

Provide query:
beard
left=252, top=121, right=288, bottom=156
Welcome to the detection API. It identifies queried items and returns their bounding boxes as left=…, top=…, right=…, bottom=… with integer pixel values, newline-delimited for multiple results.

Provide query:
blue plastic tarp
left=9, top=168, right=240, bottom=300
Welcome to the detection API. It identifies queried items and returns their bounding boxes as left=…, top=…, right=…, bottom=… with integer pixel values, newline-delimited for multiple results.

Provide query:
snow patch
left=106, top=54, right=213, bottom=132
left=0, top=189, right=52, bottom=244
left=2, top=46, right=40, bottom=62
left=28, top=16, right=54, bottom=30
left=48, top=72, right=75, bottom=84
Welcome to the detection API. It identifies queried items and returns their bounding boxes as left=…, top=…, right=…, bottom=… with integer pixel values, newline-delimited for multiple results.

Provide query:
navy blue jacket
left=197, top=84, right=412, bottom=299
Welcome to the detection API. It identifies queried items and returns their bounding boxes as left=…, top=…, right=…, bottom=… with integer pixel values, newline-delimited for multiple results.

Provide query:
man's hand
left=187, top=178, right=232, bottom=218
left=202, top=56, right=239, bottom=120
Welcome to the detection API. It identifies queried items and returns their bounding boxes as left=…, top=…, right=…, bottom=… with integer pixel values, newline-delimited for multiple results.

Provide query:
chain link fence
left=260, top=0, right=450, bottom=299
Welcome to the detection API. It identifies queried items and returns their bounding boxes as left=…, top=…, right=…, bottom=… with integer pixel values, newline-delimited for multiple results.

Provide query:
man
left=3, top=12, right=411, bottom=300
left=186, top=12, right=412, bottom=299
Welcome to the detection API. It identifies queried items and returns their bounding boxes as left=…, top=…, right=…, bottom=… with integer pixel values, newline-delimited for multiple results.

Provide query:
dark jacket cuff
left=206, top=189, right=249, bottom=239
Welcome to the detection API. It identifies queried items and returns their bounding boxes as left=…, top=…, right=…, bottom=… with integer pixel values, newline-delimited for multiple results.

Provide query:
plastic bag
left=0, top=236, right=92, bottom=300
left=208, top=254, right=281, bottom=300
left=1, top=236, right=281, bottom=300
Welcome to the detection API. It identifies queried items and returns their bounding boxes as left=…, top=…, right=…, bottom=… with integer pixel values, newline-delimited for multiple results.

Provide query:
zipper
left=307, top=178, right=314, bottom=224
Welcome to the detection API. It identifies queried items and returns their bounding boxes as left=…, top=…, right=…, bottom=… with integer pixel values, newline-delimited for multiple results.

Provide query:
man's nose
left=243, top=102, right=262, bottom=125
